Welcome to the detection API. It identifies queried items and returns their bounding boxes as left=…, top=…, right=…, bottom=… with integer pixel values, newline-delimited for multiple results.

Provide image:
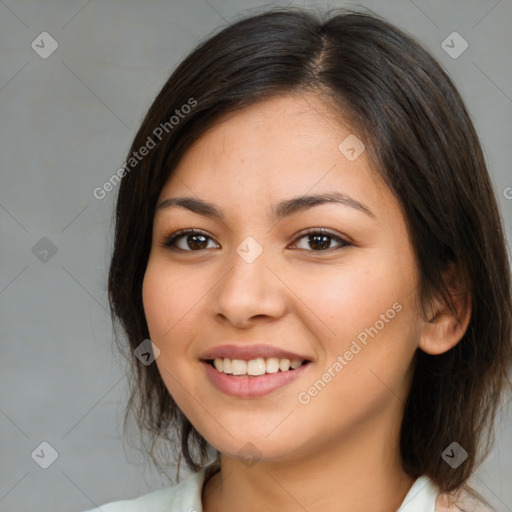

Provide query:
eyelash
left=161, top=228, right=352, bottom=253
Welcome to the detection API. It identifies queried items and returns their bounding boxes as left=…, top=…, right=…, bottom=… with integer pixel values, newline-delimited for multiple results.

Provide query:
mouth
left=203, top=357, right=311, bottom=377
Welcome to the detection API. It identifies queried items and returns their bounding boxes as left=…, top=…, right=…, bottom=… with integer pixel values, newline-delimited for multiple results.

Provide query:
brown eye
left=290, top=229, right=351, bottom=252
left=162, top=229, right=218, bottom=251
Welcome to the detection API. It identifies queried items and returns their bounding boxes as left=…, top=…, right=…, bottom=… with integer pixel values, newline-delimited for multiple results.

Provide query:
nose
left=211, top=242, right=287, bottom=328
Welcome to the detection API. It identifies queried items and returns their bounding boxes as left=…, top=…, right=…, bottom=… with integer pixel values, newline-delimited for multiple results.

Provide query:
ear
left=418, top=264, right=471, bottom=356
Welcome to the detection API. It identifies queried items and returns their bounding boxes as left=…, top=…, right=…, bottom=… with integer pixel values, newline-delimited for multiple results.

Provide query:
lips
left=201, top=358, right=312, bottom=397
left=199, top=343, right=313, bottom=397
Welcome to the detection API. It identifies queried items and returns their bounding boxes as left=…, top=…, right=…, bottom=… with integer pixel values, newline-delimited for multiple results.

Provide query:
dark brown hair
left=107, top=6, right=512, bottom=508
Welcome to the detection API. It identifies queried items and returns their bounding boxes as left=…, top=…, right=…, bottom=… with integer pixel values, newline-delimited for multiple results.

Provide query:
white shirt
left=81, top=459, right=442, bottom=512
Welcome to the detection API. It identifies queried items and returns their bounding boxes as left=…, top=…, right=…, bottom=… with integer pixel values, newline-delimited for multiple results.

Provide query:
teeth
left=247, top=358, right=266, bottom=376
left=279, top=358, right=291, bottom=371
left=212, top=356, right=306, bottom=376
left=231, top=359, right=247, bottom=375
left=266, top=357, right=280, bottom=373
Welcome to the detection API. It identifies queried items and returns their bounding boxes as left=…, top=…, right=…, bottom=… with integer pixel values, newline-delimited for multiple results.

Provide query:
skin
left=142, top=92, right=469, bottom=512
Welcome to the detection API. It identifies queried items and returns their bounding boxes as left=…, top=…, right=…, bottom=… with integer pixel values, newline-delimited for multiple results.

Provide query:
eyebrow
left=156, top=192, right=374, bottom=220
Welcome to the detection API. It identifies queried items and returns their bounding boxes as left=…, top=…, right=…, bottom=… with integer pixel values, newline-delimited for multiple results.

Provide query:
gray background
left=1, top=0, right=511, bottom=511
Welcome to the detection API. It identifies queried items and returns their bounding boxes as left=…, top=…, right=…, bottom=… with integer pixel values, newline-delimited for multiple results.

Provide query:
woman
left=84, top=7, right=511, bottom=512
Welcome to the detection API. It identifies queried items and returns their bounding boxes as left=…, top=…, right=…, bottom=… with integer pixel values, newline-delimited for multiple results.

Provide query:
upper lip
left=199, top=344, right=312, bottom=362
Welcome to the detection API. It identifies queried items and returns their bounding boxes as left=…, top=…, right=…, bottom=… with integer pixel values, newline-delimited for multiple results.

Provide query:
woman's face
left=143, top=92, right=425, bottom=462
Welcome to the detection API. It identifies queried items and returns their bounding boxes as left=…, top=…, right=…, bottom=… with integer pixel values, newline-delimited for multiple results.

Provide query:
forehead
left=158, top=93, right=391, bottom=214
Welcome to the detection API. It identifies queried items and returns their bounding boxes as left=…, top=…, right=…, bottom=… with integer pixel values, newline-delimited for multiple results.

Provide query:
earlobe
left=418, top=267, right=472, bottom=356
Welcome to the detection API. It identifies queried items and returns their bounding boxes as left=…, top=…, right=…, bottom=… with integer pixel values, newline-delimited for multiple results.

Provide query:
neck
left=202, top=409, right=415, bottom=512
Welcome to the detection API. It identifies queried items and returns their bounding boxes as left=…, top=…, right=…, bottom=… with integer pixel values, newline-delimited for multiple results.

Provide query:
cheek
left=301, top=263, right=405, bottom=334
left=142, top=262, right=171, bottom=341
left=294, top=252, right=420, bottom=374
left=142, top=259, right=202, bottom=408
left=142, top=258, right=201, bottom=344
left=290, top=264, right=418, bottom=432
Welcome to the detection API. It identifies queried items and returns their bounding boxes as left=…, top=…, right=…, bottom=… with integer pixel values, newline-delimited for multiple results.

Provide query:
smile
left=210, top=356, right=308, bottom=376
left=201, top=358, right=312, bottom=397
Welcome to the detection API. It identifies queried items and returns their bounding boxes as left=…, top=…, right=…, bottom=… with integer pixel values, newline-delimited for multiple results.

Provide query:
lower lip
left=201, top=360, right=311, bottom=398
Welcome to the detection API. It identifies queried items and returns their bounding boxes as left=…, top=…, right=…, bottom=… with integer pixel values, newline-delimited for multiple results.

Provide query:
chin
left=200, top=428, right=310, bottom=465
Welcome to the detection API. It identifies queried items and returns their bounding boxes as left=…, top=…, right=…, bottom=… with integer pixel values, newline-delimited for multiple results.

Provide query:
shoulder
left=435, top=490, right=494, bottom=512
left=80, top=459, right=220, bottom=512
left=435, top=493, right=465, bottom=511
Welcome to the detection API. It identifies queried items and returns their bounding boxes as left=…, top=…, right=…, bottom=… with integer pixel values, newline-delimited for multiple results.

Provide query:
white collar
left=397, top=475, right=439, bottom=511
